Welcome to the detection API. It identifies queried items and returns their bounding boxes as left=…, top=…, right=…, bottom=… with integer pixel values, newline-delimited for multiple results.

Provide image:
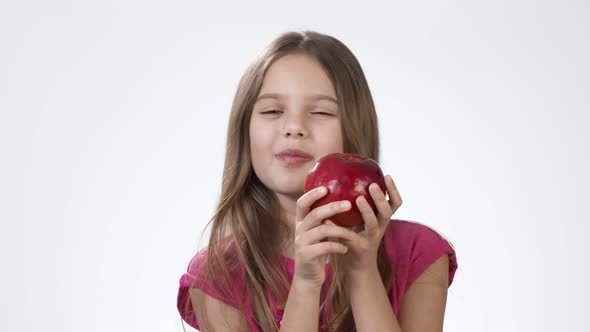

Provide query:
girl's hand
left=293, top=186, right=358, bottom=290
left=327, top=175, right=403, bottom=275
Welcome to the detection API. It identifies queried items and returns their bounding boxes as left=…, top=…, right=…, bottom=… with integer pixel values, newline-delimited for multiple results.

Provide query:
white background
left=2, top=0, right=589, bottom=331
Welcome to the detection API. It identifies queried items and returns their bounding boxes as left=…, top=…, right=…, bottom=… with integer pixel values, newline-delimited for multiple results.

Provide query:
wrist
left=344, top=265, right=380, bottom=285
left=291, top=278, right=324, bottom=295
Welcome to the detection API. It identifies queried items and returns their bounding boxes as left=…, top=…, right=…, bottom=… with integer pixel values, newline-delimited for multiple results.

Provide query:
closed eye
left=261, top=110, right=283, bottom=115
left=260, top=110, right=335, bottom=116
left=311, top=111, right=335, bottom=116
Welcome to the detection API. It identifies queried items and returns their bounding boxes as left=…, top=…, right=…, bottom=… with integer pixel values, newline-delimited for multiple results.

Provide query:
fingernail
left=318, top=187, right=326, bottom=194
left=341, top=201, right=351, bottom=209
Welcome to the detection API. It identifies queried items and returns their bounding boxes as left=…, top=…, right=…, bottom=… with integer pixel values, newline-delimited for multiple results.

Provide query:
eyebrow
left=255, top=93, right=338, bottom=104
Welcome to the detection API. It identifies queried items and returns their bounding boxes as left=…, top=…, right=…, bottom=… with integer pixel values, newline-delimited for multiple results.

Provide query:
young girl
left=177, top=30, right=458, bottom=332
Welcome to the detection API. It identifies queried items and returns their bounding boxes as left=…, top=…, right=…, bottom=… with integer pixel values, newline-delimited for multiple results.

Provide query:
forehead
left=257, top=53, right=337, bottom=102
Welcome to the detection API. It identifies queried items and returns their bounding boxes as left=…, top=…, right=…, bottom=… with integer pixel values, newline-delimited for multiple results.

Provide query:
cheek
left=318, top=122, right=344, bottom=152
left=249, top=122, right=274, bottom=158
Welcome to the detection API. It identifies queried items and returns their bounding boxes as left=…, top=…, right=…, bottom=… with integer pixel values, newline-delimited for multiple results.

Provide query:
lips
left=275, top=149, right=313, bottom=165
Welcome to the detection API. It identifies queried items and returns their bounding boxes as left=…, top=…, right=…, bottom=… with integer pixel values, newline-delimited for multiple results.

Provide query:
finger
left=299, top=241, right=348, bottom=261
left=342, top=223, right=363, bottom=233
left=322, top=221, right=341, bottom=243
left=299, top=224, right=357, bottom=245
left=356, top=195, right=379, bottom=235
left=326, top=219, right=360, bottom=232
left=324, top=221, right=364, bottom=246
left=369, top=182, right=393, bottom=220
left=324, top=220, right=339, bottom=227
left=325, top=220, right=360, bottom=233
left=297, top=200, right=352, bottom=234
left=384, top=175, right=402, bottom=211
left=296, top=186, right=328, bottom=222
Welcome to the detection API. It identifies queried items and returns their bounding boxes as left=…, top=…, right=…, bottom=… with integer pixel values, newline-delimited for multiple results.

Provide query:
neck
left=275, top=192, right=300, bottom=259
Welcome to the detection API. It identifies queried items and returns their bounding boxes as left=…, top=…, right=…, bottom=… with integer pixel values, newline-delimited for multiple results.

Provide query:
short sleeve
left=406, top=224, right=458, bottom=288
left=177, top=251, right=245, bottom=330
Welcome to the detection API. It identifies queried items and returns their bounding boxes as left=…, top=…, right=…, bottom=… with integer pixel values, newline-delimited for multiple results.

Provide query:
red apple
left=304, top=153, right=386, bottom=228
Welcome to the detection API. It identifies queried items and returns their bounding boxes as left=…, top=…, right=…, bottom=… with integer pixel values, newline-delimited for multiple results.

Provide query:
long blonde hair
left=186, top=30, right=393, bottom=332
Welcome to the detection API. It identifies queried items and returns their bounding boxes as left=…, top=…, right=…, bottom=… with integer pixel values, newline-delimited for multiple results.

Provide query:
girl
left=177, top=30, right=458, bottom=332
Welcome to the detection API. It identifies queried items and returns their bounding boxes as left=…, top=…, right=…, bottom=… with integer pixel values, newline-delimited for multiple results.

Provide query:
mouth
left=275, top=148, right=314, bottom=166
left=276, top=155, right=313, bottom=166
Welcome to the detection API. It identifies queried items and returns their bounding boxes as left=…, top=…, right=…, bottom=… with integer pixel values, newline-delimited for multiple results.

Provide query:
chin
left=273, top=183, right=305, bottom=198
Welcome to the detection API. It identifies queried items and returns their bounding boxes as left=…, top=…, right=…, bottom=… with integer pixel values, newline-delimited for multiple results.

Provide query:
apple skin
left=304, top=153, right=386, bottom=228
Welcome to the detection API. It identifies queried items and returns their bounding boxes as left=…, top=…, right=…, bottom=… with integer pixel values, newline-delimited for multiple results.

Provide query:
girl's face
left=249, top=52, right=344, bottom=200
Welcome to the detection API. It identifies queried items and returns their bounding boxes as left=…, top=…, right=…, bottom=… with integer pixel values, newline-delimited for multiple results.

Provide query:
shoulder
left=177, top=247, right=248, bottom=330
left=382, top=219, right=458, bottom=288
left=383, top=219, right=449, bottom=245
left=188, top=287, right=250, bottom=332
left=383, top=220, right=456, bottom=330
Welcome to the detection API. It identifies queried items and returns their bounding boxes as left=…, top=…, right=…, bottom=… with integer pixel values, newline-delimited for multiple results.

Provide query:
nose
left=283, top=111, right=308, bottom=138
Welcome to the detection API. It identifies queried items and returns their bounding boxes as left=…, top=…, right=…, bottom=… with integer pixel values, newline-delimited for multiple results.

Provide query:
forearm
left=345, top=267, right=402, bottom=332
left=279, top=280, right=321, bottom=332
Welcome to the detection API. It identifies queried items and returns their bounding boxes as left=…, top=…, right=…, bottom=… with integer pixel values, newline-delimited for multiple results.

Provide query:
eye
left=261, top=110, right=283, bottom=115
left=311, top=111, right=335, bottom=116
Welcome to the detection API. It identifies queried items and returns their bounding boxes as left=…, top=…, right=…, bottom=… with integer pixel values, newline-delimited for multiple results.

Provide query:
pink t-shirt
left=177, top=219, right=458, bottom=331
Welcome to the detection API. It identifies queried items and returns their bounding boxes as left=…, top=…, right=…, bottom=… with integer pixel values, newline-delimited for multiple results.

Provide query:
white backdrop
left=2, top=0, right=589, bottom=331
